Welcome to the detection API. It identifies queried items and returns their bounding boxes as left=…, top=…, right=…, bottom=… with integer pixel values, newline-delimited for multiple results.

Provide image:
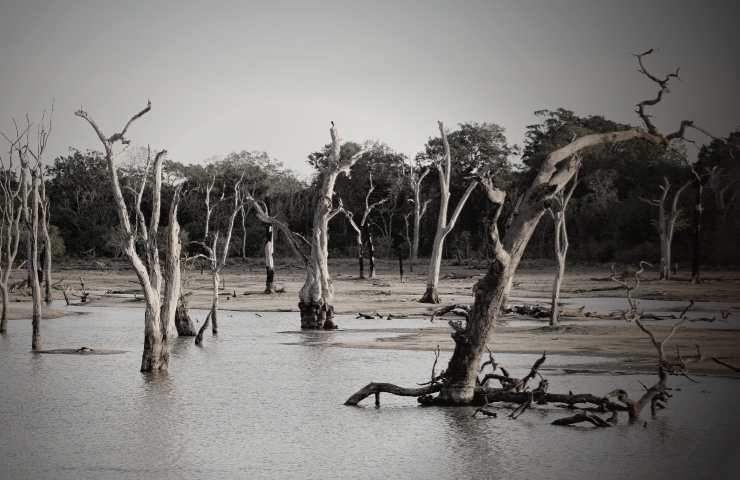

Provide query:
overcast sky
left=1, top=0, right=738, bottom=177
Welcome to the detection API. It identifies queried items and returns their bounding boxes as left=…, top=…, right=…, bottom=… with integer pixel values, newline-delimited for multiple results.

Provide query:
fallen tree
left=348, top=305, right=698, bottom=427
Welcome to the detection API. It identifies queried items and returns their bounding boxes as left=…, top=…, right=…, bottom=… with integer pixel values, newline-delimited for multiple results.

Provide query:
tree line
left=42, top=112, right=739, bottom=271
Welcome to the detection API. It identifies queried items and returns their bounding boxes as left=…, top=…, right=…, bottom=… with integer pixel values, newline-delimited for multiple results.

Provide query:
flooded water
left=1, top=306, right=739, bottom=479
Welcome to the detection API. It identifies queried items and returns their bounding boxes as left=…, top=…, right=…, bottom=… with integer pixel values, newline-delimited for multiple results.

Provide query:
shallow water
left=1, top=307, right=739, bottom=479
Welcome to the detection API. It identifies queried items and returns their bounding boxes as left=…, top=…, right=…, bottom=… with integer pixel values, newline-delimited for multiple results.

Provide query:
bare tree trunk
left=299, top=124, right=365, bottom=329
left=211, top=270, right=219, bottom=334
left=240, top=205, right=248, bottom=260
left=141, top=300, right=167, bottom=371
left=641, top=177, right=691, bottom=280
left=29, top=173, right=42, bottom=350
left=421, top=122, right=478, bottom=304
left=548, top=169, right=578, bottom=326
left=0, top=135, right=23, bottom=333
left=357, top=232, right=365, bottom=279
left=175, top=300, right=196, bottom=336
left=550, top=252, right=566, bottom=327
left=161, top=184, right=184, bottom=338
left=365, top=224, right=376, bottom=279
left=409, top=168, right=430, bottom=273
left=0, top=284, right=8, bottom=332
left=76, top=102, right=175, bottom=372
left=264, top=222, right=275, bottom=293
left=690, top=173, right=704, bottom=284
left=39, top=177, right=52, bottom=304
left=340, top=171, right=387, bottom=280
left=197, top=175, right=243, bottom=339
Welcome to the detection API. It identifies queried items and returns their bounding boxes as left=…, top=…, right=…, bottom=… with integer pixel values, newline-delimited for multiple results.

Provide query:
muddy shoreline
left=5, top=258, right=740, bottom=377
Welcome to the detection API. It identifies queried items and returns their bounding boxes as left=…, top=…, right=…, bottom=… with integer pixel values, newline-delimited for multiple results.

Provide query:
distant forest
left=46, top=108, right=739, bottom=267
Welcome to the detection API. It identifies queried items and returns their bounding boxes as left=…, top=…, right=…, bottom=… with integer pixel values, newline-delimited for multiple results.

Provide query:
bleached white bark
left=76, top=102, right=180, bottom=372
left=420, top=122, right=478, bottom=304
left=298, top=124, right=366, bottom=329
left=547, top=166, right=579, bottom=326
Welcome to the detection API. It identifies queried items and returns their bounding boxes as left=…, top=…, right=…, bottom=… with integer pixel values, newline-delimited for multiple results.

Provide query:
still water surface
left=1, top=306, right=739, bottom=479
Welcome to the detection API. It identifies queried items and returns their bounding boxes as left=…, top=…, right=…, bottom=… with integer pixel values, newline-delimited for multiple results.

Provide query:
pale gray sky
left=1, top=0, right=738, bottom=176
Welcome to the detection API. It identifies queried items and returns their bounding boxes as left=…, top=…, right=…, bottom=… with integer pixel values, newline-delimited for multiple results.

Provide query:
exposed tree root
left=346, top=303, right=699, bottom=428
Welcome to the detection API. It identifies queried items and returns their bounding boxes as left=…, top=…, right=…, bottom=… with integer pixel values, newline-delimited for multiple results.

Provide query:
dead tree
left=406, top=165, right=431, bottom=272
left=263, top=205, right=276, bottom=293
left=161, top=181, right=188, bottom=337
left=420, top=122, right=479, bottom=304
left=348, top=305, right=695, bottom=426
left=340, top=171, right=389, bottom=279
left=76, top=101, right=182, bottom=372
left=348, top=49, right=726, bottom=405
left=689, top=167, right=704, bottom=284
left=546, top=163, right=579, bottom=326
left=640, top=176, right=692, bottom=280
left=39, top=167, right=53, bottom=304
left=298, top=123, right=366, bottom=329
left=0, top=127, right=27, bottom=333
left=195, top=174, right=244, bottom=336
left=13, top=114, right=51, bottom=350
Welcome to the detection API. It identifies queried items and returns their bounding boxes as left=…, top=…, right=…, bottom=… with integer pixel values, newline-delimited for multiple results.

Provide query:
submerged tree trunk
left=211, top=271, right=219, bottom=334
left=76, top=102, right=178, bottom=372
left=141, top=300, right=167, bottom=371
left=29, top=173, right=43, bottom=351
left=0, top=285, right=8, bottom=333
left=299, top=124, right=365, bottom=329
left=175, top=300, right=197, bottom=337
